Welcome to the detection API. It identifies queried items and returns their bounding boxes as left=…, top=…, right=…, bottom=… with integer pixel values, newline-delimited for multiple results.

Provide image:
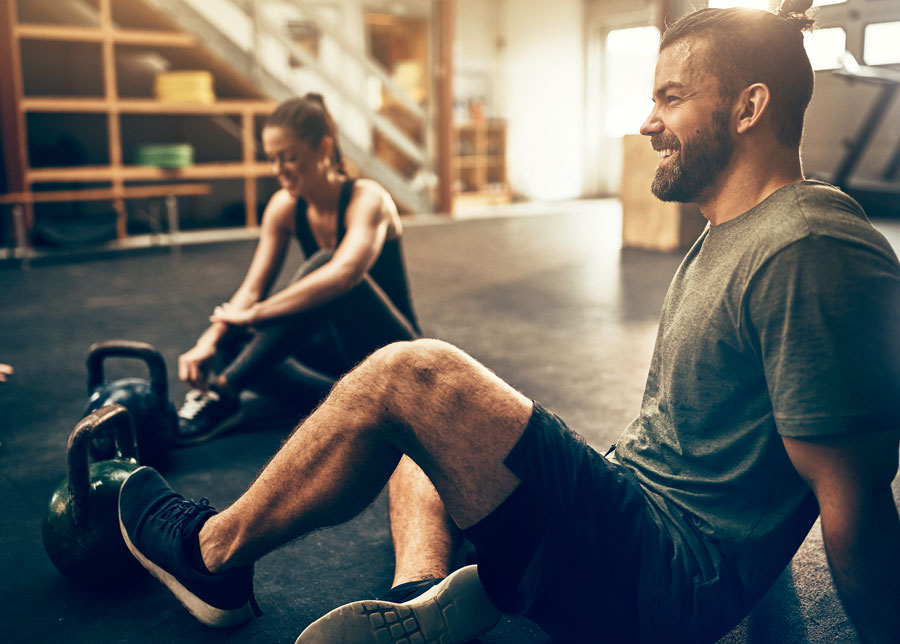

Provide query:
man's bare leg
left=197, top=338, right=532, bottom=573
left=388, top=456, right=460, bottom=587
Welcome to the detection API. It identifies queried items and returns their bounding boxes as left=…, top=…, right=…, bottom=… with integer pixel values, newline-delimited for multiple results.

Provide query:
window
left=803, top=27, right=847, bottom=70
left=864, top=21, right=900, bottom=65
left=709, top=0, right=846, bottom=6
left=709, top=0, right=846, bottom=7
left=707, top=0, right=769, bottom=9
left=604, top=26, right=660, bottom=137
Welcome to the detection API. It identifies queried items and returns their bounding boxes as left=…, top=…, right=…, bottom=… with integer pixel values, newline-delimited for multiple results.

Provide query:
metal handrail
left=139, top=0, right=432, bottom=211
left=254, top=8, right=427, bottom=165
left=278, top=0, right=426, bottom=120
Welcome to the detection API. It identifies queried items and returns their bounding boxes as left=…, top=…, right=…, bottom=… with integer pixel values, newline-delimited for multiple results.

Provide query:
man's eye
left=666, top=95, right=681, bottom=103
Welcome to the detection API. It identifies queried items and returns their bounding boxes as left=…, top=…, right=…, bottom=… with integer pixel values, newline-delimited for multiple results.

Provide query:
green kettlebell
left=42, top=404, right=146, bottom=588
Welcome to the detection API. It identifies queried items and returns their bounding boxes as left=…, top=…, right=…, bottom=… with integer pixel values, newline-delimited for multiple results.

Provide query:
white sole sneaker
left=117, top=468, right=258, bottom=628
left=294, top=565, right=501, bottom=644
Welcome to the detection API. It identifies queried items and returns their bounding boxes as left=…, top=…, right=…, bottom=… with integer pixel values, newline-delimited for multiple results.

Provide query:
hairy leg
left=388, top=456, right=460, bottom=586
left=198, top=339, right=532, bottom=572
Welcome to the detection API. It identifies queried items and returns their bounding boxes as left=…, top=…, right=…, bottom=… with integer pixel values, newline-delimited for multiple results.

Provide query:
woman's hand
left=210, top=301, right=260, bottom=327
left=178, top=342, right=217, bottom=388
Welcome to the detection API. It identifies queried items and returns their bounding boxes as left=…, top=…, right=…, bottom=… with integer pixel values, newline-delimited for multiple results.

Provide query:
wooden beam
left=26, top=161, right=273, bottom=183
left=242, top=109, right=260, bottom=227
left=434, top=0, right=454, bottom=214
left=97, top=0, right=128, bottom=238
left=16, top=24, right=195, bottom=47
left=16, top=24, right=105, bottom=42
left=112, top=29, right=194, bottom=47
left=0, top=183, right=212, bottom=205
left=21, top=97, right=276, bottom=114
left=0, top=0, right=26, bottom=194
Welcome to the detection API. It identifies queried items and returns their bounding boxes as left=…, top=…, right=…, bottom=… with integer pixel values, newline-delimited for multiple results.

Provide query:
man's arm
left=782, top=428, right=900, bottom=644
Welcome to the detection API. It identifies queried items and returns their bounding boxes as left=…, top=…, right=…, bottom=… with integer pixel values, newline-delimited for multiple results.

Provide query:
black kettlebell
left=83, top=340, right=176, bottom=468
left=42, top=404, right=146, bottom=588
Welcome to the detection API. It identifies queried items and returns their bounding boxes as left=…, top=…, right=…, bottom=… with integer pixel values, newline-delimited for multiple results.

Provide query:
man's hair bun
left=777, top=0, right=815, bottom=31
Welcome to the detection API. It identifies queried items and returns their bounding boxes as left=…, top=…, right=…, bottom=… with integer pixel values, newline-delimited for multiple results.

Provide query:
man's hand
left=0, top=363, right=13, bottom=383
left=783, top=429, right=900, bottom=644
left=178, top=342, right=217, bottom=389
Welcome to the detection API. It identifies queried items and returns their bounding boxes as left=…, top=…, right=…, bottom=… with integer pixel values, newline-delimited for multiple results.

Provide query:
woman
left=176, top=94, right=421, bottom=444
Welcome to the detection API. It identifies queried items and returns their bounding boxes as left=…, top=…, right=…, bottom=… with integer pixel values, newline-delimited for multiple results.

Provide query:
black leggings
left=215, top=249, right=419, bottom=399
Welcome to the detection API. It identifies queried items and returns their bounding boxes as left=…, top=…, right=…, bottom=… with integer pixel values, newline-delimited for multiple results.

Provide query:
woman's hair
left=266, top=93, right=347, bottom=174
left=660, top=0, right=816, bottom=147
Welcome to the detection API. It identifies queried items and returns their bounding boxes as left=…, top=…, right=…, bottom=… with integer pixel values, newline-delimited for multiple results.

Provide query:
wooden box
left=620, top=134, right=707, bottom=252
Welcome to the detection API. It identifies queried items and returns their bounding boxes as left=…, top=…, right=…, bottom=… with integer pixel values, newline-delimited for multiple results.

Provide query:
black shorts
left=463, top=402, right=655, bottom=643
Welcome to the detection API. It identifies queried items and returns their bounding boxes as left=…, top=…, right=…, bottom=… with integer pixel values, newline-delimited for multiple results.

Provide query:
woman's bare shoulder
left=261, top=188, right=298, bottom=234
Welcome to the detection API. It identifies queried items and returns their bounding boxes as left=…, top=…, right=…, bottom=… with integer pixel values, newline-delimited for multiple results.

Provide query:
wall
left=501, top=0, right=586, bottom=201
left=455, top=0, right=587, bottom=201
left=800, top=1, right=900, bottom=185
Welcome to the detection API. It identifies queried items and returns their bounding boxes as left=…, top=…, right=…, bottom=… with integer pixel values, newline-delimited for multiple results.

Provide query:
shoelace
left=154, top=497, right=212, bottom=535
left=178, top=390, right=220, bottom=420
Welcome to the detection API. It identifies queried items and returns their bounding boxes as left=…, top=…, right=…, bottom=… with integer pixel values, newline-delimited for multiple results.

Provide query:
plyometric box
left=620, top=134, right=707, bottom=252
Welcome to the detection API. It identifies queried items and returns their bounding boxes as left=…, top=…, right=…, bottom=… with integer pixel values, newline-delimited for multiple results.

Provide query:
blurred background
left=1, top=0, right=898, bottom=258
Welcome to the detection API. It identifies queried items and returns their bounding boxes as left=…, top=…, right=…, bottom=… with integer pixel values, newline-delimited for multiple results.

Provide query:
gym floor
left=2, top=200, right=898, bottom=643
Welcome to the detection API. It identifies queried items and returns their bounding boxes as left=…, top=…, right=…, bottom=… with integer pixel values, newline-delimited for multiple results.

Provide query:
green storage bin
left=135, top=144, right=194, bottom=169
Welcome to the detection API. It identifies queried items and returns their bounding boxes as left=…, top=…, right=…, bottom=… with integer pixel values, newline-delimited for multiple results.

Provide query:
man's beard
left=650, top=108, right=734, bottom=203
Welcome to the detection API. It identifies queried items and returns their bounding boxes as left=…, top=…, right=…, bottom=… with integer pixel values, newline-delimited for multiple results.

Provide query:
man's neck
left=697, top=147, right=803, bottom=226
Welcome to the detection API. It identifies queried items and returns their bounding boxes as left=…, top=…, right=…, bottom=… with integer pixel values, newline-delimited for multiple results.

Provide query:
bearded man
left=117, top=2, right=900, bottom=643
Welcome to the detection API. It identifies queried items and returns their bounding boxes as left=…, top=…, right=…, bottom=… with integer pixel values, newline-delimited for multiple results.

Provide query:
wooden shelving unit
left=0, top=0, right=277, bottom=251
left=452, top=119, right=509, bottom=210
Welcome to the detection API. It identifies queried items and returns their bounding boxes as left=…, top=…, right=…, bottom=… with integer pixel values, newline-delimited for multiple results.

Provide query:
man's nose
left=640, top=108, right=662, bottom=136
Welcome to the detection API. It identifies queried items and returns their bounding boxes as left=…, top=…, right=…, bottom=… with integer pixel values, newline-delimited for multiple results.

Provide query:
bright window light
left=803, top=27, right=846, bottom=70
left=707, top=0, right=770, bottom=9
left=708, top=1, right=846, bottom=9
left=605, top=26, right=660, bottom=137
left=864, top=22, right=900, bottom=65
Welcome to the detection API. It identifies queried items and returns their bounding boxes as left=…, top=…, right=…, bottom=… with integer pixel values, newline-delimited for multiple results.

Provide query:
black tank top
left=294, top=179, right=420, bottom=333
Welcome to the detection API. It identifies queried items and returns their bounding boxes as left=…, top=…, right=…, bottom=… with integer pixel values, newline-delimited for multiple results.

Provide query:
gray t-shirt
left=615, top=181, right=900, bottom=641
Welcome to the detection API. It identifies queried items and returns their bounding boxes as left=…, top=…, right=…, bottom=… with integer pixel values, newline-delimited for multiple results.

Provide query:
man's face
left=640, top=40, right=735, bottom=203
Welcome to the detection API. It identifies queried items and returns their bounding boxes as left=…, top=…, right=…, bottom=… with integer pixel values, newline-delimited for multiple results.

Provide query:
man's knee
left=356, top=339, right=473, bottom=414
left=368, top=338, right=468, bottom=385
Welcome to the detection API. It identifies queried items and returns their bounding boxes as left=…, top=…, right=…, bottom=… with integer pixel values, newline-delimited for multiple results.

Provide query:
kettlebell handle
left=67, top=404, right=140, bottom=526
left=86, top=340, right=169, bottom=407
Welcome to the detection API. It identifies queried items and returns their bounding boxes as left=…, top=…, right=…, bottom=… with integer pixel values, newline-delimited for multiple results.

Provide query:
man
left=118, top=4, right=900, bottom=643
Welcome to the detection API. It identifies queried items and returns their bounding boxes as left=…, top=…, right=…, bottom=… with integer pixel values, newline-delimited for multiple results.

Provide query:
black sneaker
left=294, top=565, right=500, bottom=644
left=175, top=388, right=241, bottom=446
left=378, top=577, right=444, bottom=604
left=118, top=466, right=261, bottom=627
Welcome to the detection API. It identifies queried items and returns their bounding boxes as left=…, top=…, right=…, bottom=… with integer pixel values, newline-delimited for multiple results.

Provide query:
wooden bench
left=1, top=182, right=212, bottom=264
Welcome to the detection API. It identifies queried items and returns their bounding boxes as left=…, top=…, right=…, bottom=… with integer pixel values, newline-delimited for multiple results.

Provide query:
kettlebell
left=42, top=404, right=146, bottom=588
left=83, top=339, right=176, bottom=468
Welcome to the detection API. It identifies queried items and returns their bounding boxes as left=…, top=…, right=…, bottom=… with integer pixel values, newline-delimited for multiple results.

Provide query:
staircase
left=143, top=0, right=435, bottom=213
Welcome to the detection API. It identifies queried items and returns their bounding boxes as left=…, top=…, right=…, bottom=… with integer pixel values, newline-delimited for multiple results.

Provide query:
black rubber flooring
left=2, top=205, right=898, bottom=643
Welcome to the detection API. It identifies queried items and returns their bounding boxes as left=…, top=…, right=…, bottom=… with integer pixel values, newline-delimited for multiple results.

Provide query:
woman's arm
left=178, top=190, right=294, bottom=385
left=212, top=180, right=397, bottom=325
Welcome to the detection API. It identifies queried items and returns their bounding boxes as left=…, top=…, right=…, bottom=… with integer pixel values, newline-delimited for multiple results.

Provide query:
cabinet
left=452, top=119, right=509, bottom=210
left=620, top=134, right=706, bottom=251
left=0, top=0, right=277, bottom=255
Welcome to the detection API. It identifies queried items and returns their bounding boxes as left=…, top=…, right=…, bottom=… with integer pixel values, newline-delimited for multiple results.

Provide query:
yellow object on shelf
left=154, top=71, right=216, bottom=104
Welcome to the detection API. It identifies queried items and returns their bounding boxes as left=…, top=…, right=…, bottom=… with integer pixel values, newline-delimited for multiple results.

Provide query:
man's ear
left=734, top=83, right=771, bottom=134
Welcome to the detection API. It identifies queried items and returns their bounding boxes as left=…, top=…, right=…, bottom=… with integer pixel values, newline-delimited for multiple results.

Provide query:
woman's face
left=262, top=125, right=323, bottom=197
